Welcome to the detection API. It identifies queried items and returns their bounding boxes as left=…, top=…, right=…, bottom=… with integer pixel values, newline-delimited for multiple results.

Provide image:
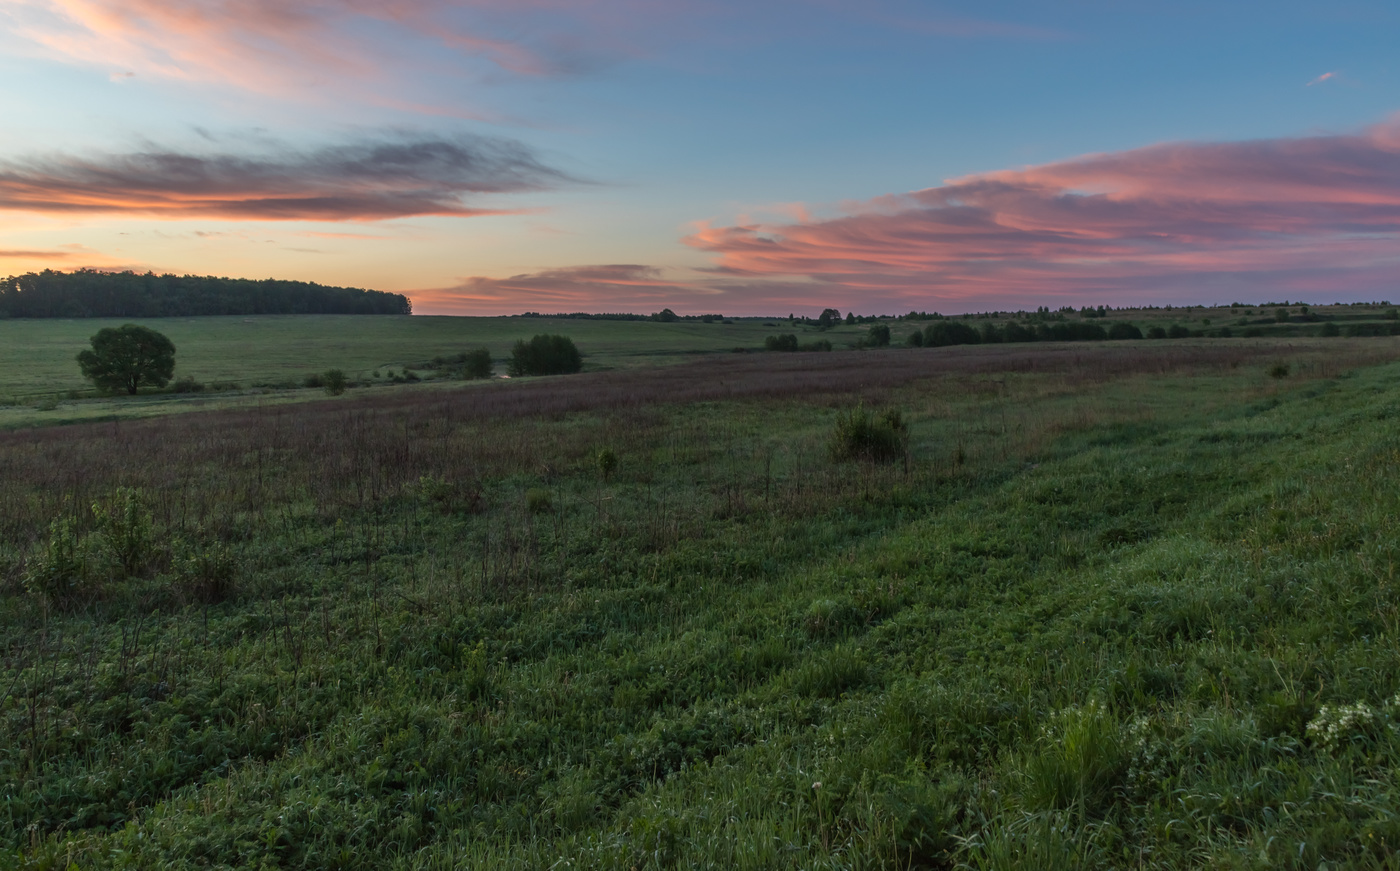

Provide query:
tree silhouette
left=77, top=324, right=176, bottom=394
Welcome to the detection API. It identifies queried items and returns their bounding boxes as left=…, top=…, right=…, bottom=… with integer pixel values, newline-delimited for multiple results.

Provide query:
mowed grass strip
left=4, top=341, right=1400, bottom=868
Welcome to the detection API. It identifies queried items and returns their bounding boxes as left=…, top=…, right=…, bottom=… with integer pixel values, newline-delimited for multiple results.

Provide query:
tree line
left=0, top=269, right=411, bottom=318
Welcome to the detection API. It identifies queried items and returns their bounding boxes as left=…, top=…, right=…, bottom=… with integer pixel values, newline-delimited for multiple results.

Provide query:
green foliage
left=322, top=368, right=347, bottom=395
left=14, top=344, right=1400, bottom=868
left=526, top=487, right=553, bottom=514
left=509, top=334, right=582, bottom=376
left=1321, top=321, right=1341, bottom=337
left=171, top=534, right=237, bottom=603
left=829, top=404, right=908, bottom=462
left=923, top=320, right=981, bottom=347
left=92, top=487, right=153, bottom=578
left=765, top=333, right=798, bottom=351
left=23, top=517, right=94, bottom=607
left=865, top=324, right=891, bottom=346
left=170, top=375, right=205, bottom=393
left=1167, top=324, right=1192, bottom=338
left=76, top=323, right=176, bottom=395
left=596, top=447, right=618, bottom=481
left=462, top=348, right=493, bottom=379
left=1107, top=322, right=1143, bottom=340
left=1146, top=326, right=1167, bottom=339
left=1020, top=701, right=1126, bottom=814
left=1269, top=362, right=1291, bottom=378
left=0, top=268, right=410, bottom=317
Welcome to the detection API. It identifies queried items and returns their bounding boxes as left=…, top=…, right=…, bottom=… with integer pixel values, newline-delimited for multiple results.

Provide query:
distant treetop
left=0, top=269, right=411, bottom=318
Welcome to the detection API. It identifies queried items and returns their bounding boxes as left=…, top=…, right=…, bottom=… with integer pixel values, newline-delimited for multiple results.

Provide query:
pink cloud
left=411, top=264, right=719, bottom=315
left=1307, top=71, right=1337, bottom=86
left=0, top=0, right=654, bottom=112
left=683, top=118, right=1400, bottom=310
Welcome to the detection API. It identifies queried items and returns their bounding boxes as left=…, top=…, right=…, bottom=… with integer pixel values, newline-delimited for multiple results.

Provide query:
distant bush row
left=155, top=337, right=584, bottom=398
left=909, top=320, right=1141, bottom=347
left=0, top=268, right=411, bottom=318
left=765, top=334, right=833, bottom=352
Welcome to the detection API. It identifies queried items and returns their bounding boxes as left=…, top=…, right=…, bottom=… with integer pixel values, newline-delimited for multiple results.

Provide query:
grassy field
left=0, top=315, right=802, bottom=399
left=2, top=301, right=1394, bottom=407
left=6, top=336, right=1400, bottom=867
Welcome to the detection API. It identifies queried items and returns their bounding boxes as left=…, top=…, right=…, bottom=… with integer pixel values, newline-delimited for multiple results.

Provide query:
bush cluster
left=510, top=335, right=582, bottom=376
left=765, top=334, right=834, bottom=352
left=829, top=405, right=908, bottom=463
left=908, top=319, right=1146, bottom=348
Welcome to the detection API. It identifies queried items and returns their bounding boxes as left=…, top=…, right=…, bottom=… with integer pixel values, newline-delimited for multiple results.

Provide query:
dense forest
left=0, top=269, right=411, bottom=318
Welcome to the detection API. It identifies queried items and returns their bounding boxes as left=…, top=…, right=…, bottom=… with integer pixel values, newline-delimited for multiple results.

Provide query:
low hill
left=0, top=269, right=411, bottom=318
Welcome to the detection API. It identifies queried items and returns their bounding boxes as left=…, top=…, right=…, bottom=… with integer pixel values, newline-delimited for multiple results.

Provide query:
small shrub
left=1166, top=324, right=1191, bottom=339
left=1269, top=363, right=1290, bottom=379
left=1146, top=326, right=1167, bottom=339
left=323, top=369, right=348, bottom=395
left=830, top=405, right=908, bottom=463
left=1107, top=322, right=1143, bottom=340
left=866, top=324, right=891, bottom=347
left=798, top=339, right=832, bottom=352
left=93, top=487, right=153, bottom=578
left=416, top=474, right=483, bottom=515
left=906, top=331, right=924, bottom=347
left=596, top=448, right=618, bottom=481
left=463, top=348, right=493, bottom=379
left=172, top=535, right=237, bottom=604
left=303, top=373, right=325, bottom=389
left=526, top=488, right=553, bottom=515
left=24, top=518, right=95, bottom=608
left=171, top=375, right=205, bottom=393
left=765, top=334, right=798, bottom=352
left=1321, top=322, right=1340, bottom=337
left=509, top=335, right=582, bottom=376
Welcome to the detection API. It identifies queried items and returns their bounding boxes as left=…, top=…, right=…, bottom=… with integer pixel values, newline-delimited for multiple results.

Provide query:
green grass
left=0, top=314, right=819, bottom=398
left=5, top=338, right=1400, bottom=868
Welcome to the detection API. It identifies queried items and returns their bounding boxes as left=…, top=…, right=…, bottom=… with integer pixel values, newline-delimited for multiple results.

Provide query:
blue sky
left=0, top=0, right=1396, bottom=314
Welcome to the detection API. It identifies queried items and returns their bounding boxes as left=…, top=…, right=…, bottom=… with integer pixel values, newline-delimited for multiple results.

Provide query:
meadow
left=0, top=315, right=792, bottom=401
left=2, top=300, right=1393, bottom=414
left=6, top=332, right=1400, bottom=868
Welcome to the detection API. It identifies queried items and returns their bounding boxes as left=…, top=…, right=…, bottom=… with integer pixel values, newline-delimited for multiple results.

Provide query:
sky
left=0, top=0, right=1397, bottom=316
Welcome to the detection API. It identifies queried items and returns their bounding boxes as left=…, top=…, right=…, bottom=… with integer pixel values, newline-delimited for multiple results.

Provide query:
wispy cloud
left=412, top=263, right=712, bottom=314
left=0, top=0, right=652, bottom=105
left=0, top=133, right=571, bottom=221
left=682, top=118, right=1400, bottom=309
left=1307, top=71, right=1337, bottom=86
left=0, top=248, right=73, bottom=259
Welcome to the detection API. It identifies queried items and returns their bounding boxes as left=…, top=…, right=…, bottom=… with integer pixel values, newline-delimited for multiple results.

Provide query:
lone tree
left=77, top=324, right=176, bottom=395
left=509, top=334, right=582, bottom=376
